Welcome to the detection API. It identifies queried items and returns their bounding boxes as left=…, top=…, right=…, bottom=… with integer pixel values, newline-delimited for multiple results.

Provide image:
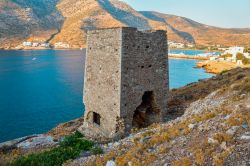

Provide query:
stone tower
left=82, top=27, right=168, bottom=139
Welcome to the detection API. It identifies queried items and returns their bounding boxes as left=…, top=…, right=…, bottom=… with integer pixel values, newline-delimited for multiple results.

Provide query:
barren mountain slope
left=1, top=0, right=250, bottom=49
left=50, top=0, right=125, bottom=48
left=50, top=0, right=189, bottom=48
left=141, top=11, right=250, bottom=46
left=0, top=0, right=63, bottom=49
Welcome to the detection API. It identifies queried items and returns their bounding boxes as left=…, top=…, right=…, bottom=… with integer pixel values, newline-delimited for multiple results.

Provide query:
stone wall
left=120, top=28, right=168, bottom=133
left=83, top=28, right=122, bottom=136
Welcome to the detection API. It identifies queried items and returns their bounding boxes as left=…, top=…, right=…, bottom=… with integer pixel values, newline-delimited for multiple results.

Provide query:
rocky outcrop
left=69, top=68, right=250, bottom=166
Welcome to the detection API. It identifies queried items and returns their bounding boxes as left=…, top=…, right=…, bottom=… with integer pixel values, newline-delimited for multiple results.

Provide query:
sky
left=121, top=0, right=250, bottom=28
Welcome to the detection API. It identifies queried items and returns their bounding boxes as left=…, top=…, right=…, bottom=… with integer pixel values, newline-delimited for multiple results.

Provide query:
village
left=209, top=46, right=250, bottom=65
left=14, top=39, right=250, bottom=74
left=15, top=41, right=71, bottom=49
left=196, top=46, right=250, bottom=73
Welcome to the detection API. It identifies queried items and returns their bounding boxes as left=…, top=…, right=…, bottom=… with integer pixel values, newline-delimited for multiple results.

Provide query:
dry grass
left=213, top=133, right=232, bottom=144
left=91, top=68, right=250, bottom=166
left=171, top=157, right=192, bottom=166
left=213, top=147, right=233, bottom=166
left=226, top=110, right=250, bottom=127
left=194, top=149, right=206, bottom=166
left=94, top=109, right=221, bottom=165
left=192, top=112, right=216, bottom=123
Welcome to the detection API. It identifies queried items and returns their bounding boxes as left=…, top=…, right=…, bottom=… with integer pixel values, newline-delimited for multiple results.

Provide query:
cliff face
left=1, top=0, right=250, bottom=49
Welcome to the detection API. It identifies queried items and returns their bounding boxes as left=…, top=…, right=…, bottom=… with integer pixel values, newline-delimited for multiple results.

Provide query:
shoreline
left=1, top=48, right=218, bottom=52
left=0, top=48, right=85, bottom=51
left=169, top=54, right=209, bottom=60
left=196, top=60, right=250, bottom=74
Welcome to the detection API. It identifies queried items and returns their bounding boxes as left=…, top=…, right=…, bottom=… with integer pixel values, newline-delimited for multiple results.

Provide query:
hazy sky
left=121, top=0, right=250, bottom=28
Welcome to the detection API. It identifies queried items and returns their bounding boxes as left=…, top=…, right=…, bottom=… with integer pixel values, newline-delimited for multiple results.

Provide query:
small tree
left=244, top=47, right=250, bottom=53
left=236, top=53, right=250, bottom=65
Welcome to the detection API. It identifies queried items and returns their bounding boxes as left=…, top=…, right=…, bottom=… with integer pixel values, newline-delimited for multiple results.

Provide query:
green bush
left=220, top=53, right=232, bottom=59
left=90, top=146, right=104, bottom=155
left=9, top=131, right=95, bottom=166
left=236, top=53, right=250, bottom=65
left=244, top=47, right=250, bottom=53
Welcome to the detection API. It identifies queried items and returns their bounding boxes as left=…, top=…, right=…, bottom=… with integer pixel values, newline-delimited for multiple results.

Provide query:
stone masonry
left=80, top=27, right=168, bottom=139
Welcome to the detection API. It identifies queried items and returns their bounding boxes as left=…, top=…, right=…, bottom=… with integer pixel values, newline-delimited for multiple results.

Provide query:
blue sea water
left=169, top=49, right=220, bottom=56
left=0, top=50, right=213, bottom=143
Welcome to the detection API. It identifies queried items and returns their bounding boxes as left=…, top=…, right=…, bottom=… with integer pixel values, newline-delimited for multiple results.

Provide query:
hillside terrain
left=1, top=68, right=249, bottom=165
left=0, top=0, right=63, bottom=48
left=1, top=0, right=250, bottom=49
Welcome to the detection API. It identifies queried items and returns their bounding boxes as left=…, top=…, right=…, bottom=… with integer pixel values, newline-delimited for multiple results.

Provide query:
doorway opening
left=132, top=91, right=160, bottom=128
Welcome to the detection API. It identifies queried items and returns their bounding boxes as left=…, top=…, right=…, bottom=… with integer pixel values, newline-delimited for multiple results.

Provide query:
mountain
left=141, top=11, right=250, bottom=47
left=0, top=0, right=63, bottom=48
left=0, top=0, right=250, bottom=49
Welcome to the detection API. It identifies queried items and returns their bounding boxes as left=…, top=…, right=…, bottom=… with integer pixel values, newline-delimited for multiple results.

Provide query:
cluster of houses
left=210, top=46, right=250, bottom=65
left=22, top=42, right=50, bottom=48
left=168, top=41, right=194, bottom=49
left=21, top=41, right=70, bottom=49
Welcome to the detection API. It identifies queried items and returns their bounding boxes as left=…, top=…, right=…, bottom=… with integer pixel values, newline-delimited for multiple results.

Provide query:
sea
left=0, top=49, right=213, bottom=143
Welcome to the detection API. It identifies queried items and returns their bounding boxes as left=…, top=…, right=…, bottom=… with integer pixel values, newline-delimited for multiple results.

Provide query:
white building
left=187, top=44, right=195, bottom=48
left=244, top=52, right=250, bottom=58
left=223, top=46, right=244, bottom=59
left=218, top=47, right=228, bottom=51
left=32, top=42, right=39, bottom=47
left=54, top=42, right=70, bottom=49
left=40, top=43, right=50, bottom=48
left=210, top=57, right=216, bottom=61
left=22, top=42, right=32, bottom=47
left=168, top=41, right=185, bottom=49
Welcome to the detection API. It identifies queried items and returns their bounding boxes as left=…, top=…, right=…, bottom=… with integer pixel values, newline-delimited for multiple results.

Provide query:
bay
left=0, top=50, right=213, bottom=142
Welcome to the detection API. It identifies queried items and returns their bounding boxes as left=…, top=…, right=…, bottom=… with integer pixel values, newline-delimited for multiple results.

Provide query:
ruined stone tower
left=82, top=27, right=168, bottom=139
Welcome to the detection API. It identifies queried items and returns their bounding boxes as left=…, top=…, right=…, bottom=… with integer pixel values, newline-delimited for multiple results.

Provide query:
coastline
left=196, top=60, right=250, bottom=74
left=0, top=47, right=85, bottom=51
left=2, top=48, right=245, bottom=75
left=169, top=54, right=209, bottom=60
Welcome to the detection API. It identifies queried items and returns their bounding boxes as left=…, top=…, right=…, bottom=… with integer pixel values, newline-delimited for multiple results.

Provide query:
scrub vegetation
left=9, top=131, right=101, bottom=166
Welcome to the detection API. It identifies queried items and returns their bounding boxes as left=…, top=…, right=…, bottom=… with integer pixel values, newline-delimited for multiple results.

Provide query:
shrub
left=213, top=133, right=232, bottom=143
left=90, top=146, right=103, bottom=155
left=9, top=132, right=94, bottom=166
left=220, top=70, right=229, bottom=75
left=232, top=79, right=250, bottom=93
left=236, top=53, right=250, bottom=65
left=220, top=53, right=232, bottom=59
left=244, top=47, right=250, bottom=53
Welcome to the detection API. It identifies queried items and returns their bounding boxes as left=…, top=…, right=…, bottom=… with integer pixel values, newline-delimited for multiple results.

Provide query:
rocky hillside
left=1, top=68, right=249, bottom=165
left=1, top=0, right=250, bottom=49
left=141, top=11, right=250, bottom=47
left=70, top=68, right=250, bottom=166
left=0, top=0, right=63, bottom=48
